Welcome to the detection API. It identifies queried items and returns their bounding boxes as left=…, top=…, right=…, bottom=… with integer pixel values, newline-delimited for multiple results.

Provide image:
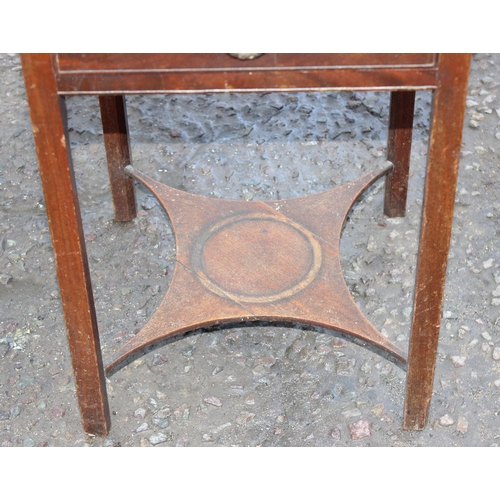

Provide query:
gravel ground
left=1, top=53, right=500, bottom=447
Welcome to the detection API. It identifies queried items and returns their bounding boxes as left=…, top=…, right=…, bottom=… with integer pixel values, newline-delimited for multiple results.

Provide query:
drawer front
left=54, top=54, right=439, bottom=94
left=57, top=53, right=437, bottom=73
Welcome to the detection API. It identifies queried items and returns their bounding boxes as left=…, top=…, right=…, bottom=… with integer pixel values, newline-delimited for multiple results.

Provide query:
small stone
left=136, top=422, right=148, bottom=432
left=466, top=99, right=479, bottom=107
left=481, top=331, right=492, bottom=341
left=450, top=356, right=466, bottom=367
left=492, top=298, right=500, bottom=306
left=370, top=403, right=385, bottom=417
left=134, top=407, right=147, bottom=419
left=48, top=405, right=66, bottom=419
left=494, top=379, right=500, bottom=388
left=180, top=345, right=195, bottom=358
left=252, top=365, right=268, bottom=377
left=458, top=326, right=470, bottom=338
left=155, top=408, right=171, bottom=419
left=493, top=347, right=500, bottom=361
left=23, top=437, right=36, bottom=447
left=483, top=258, right=495, bottom=269
left=204, top=396, right=222, bottom=407
left=245, top=394, right=256, bottom=405
left=149, top=433, right=168, bottom=445
left=332, top=337, right=348, bottom=348
left=342, top=408, right=362, bottom=418
left=211, top=365, right=224, bottom=375
left=349, top=420, right=371, bottom=440
left=0, top=274, right=13, bottom=285
left=0, top=410, right=9, bottom=421
left=140, top=197, right=156, bottom=210
left=439, top=414, right=455, bottom=427
left=236, top=411, right=255, bottom=425
left=456, top=417, right=468, bottom=433
left=389, top=230, right=400, bottom=241
left=152, top=418, right=170, bottom=429
left=469, top=120, right=479, bottom=128
left=329, top=428, right=341, bottom=441
left=151, top=353, right=168, bottom=366
left=367, top=235, right=377, bottom=252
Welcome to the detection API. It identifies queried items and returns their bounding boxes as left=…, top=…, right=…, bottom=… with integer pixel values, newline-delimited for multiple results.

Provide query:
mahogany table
left=21, top=54, right=471, bottom=436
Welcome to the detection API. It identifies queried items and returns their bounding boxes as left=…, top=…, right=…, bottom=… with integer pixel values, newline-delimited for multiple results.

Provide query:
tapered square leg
left=99, top=95, right=136, bottom=221
left=384, top=91, right=415, bottom=218
left=403, top=54, right=471, bottom=429
left=21, top=54, right=111, bottom=436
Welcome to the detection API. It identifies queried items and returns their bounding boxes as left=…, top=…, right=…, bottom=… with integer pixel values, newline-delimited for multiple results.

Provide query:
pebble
left=181, top=346, right=195, bottom=358
left=140, top=197, right=157, bottom=210
left=136, top=422, right=148, bottom=432
left=23, top=437, right=35, bottom=447
left=342, top=408, right=362, bottom=418
left=252, top=365, right=268, bottom=377
left=149, top=433, right=168, bottom=445
left=152, top=418, right=170, bottom=429
left=329, top=428, right=341, bottom=441
left=494, top=379, right=500, bottom=388
left=349, top=420, right=371, bottom=440
left=367, top=235, right=377, bottom=252
left=439, top=414, right=455, bottom=427
left=456, top=417, right=468, bottom=433
left=236, top=411, right=255, bottom=425
left=204, top=396, right=222, bottom=407
left=0, top=273, right=13, bottom=285
left=483, top=258, right=495, bottom=269
left=450, top=356, right=466, bottom=368
left=493, top=347, right=500, bottom=361
left=457, top=326, right=470, bottom=338
left=134, top=407, right=147, bottom=419
left=48, top=404, right=66, bottom=419
left=481, top=331, right=492, bottom=341
left=211, top=365, right=224, bottom=375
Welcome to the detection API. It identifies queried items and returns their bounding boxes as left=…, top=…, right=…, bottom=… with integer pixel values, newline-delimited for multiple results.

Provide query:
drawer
left=56, top=53, right=437, bottom=73
left=54, top=53, right=439, bottom=94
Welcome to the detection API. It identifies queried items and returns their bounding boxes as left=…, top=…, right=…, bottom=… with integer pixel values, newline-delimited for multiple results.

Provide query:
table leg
left=21, top=54, right=111, bottom=436
left=384, top=90, right=415, bottom=218
left=99, top=95, right=136, bottom=221
left=403, top=54, right=471, bottom=429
